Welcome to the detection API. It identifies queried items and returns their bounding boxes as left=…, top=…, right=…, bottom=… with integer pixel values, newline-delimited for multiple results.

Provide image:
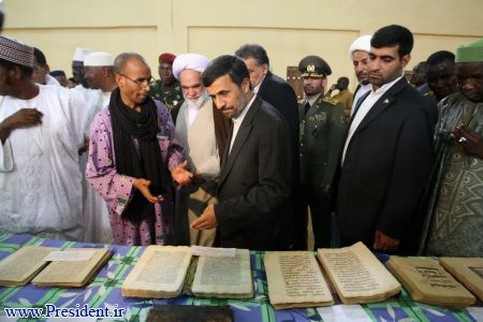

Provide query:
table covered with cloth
left=0, top=234, right=480, bottom=321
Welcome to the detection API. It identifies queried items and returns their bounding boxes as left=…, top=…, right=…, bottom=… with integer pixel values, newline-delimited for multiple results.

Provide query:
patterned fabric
left=426, top=93, right=483, bottom=257
left=0, top=35, right=34, bottom=67
left=86, top=101, right=183, bottom=246
left=0, top=234, right=478, bottom=322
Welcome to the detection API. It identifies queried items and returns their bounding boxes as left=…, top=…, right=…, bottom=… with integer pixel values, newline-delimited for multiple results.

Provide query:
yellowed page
left=387, top=257, right=476, bottom=307
left=0, top=246, right=60, bottom=286
left=32, top=248, right=111, bottom=287
left=440, top=257, right=483, bottom=301
left=122, top=246, right=192, bottom=298
left=317, top=242, right=401, bottom=304
left=264, top=251, right=333, bottom=309
left=191, top=249, right=253, bottom=298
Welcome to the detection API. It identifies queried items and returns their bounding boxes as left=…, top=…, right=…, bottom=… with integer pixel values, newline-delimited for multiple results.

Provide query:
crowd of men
left=0, top=24, right=481, bottom=257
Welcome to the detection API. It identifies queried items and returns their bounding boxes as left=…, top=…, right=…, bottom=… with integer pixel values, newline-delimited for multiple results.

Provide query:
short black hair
left=234, top=44, right=270, bottom=66
left=33, top=47, right=47, bottom=66
left=202, top=55, right=249, bottom=88
left=426, top=50, right=455, bottom=66
left=371, top=24, right=413, bottom=58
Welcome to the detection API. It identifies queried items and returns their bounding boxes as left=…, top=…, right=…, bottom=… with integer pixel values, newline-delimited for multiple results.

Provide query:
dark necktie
left=304, top=101, right=311, bottom=115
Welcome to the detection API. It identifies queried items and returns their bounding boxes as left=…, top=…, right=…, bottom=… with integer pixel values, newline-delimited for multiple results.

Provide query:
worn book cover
left=387, top=256, right=476, bottom=307
left=146, top=304, right=234, bottom=322
left=440, top=257, right=483, bottom=302
left=317, top=242, right=401, bottom=304
left=0, top=246, right=60, bottom=287
left=264, top=251, right=334, bottom=309
left=31, top=248, right=112, bottom=288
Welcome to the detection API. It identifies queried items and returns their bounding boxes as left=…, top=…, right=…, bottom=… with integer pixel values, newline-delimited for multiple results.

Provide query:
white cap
left=72, top=47, right=93, bottom=62
left=348, top=35, right=372, bottom=59
left=172, top=53, right=210, bottom=80
left=84, top=51, right=114, bottom=67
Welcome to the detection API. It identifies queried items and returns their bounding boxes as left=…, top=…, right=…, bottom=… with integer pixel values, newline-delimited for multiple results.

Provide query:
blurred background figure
left=33, top=47, right=60, bottom=86
left=149, top=52, right=183, bottom=123
left=50, top=70, right=68, bottom=87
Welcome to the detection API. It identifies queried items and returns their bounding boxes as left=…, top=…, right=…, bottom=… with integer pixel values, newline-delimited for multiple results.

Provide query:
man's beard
left=186, top=91, right=208, bottom=109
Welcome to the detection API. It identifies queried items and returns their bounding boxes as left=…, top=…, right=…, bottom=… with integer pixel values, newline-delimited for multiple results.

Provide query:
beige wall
left=3, top=0, right=483, bottom=91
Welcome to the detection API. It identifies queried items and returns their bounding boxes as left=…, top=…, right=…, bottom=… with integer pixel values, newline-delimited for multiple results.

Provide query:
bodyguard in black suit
left=337, top=25, right=437, bottom=255
left=191, top=55, right=293, bottom=251
left=235, top=44, right=302, bottom=249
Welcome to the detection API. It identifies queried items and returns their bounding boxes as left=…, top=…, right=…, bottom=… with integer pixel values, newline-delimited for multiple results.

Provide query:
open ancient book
left=264, top=242, right=401, bottom=309
left=440, top=257, right=483, bottom=302
left=121, top=246, right=253, bottom=299
left=317, top=242, right=401, bottom=304
left=386, top=257, right=476, bottom=307
left=0, top=246, right=112, bottom=288
left=264, top=251, right=334, bottom=309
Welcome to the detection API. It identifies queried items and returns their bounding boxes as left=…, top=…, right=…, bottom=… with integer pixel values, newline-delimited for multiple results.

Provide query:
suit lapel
left=354, top=78, right=407, bottom=134
left=218, top=98, right=259, bottom=187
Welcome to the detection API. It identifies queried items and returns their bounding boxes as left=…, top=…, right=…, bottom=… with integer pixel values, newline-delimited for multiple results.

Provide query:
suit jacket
left=214, top=97, right=293, bottom=250
left=337, top=77, right=438, bottom=253
left=258, top=71, right=299, bottom=180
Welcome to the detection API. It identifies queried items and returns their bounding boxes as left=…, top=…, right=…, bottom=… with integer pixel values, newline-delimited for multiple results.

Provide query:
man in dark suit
left=191, top=55, right=293, bottom=251
left=235, top=44, right=303, bottom=249
left=337, top=25, right=437, bottom=255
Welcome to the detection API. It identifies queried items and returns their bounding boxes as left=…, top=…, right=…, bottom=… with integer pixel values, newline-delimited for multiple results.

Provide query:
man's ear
left=401, top=54, right=411, bottom=68
left=242, top=77, right=251, bottom=93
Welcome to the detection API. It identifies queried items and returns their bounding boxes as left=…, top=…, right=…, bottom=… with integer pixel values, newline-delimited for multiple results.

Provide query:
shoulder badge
left=322, top=96, right=339, bottom=106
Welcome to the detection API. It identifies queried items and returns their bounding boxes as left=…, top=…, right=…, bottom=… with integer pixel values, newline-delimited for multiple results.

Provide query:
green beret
left=456, top=38, right=483, bottom=63
left=298, top=55, right=332, bottom=78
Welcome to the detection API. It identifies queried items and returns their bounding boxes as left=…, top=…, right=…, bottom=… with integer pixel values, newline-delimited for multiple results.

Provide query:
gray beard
left=186, top=91, right=208, bottom=109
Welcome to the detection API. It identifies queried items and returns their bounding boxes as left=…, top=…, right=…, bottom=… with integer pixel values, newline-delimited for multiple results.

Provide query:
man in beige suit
left=172, top=53, right=219, bottom=246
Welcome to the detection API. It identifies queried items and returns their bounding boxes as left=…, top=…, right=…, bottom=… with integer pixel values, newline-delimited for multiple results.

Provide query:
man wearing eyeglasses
left=86, top=52, right=193, bottom=246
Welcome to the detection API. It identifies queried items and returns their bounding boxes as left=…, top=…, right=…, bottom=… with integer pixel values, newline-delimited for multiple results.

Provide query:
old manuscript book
left=317, top=242, right=401, bottom=304
left=386, top=257, right=476, bottom=307
left=0, top=246, right=60, bottom=287
left=191, top=249, right=253, bottom=298
left=31, top=248, right=112, bottom=288
left=264, top=251, right=334, bottom=309
left=122, top=246, right=253, bottom=299
left=122, top=246, right=193, bottom=298
left=440, top=257, right=483, bottom=302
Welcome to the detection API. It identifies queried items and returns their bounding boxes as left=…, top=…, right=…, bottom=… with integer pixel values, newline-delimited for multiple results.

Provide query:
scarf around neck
left=109, top=88, right=169, bottom=224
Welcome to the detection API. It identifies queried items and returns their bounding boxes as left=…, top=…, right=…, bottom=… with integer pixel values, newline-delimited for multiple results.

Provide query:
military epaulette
left=322, top=96, right=340, bottom=106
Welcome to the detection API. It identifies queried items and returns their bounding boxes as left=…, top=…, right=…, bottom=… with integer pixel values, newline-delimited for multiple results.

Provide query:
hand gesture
left=0, top=108, right=43, bottom=142
left=451, top=125, right=483, bottom=159
left=170, top=160, right=194, bottom=186
left=133, top=178, right=164, bottom=203
left=190, top=203, right=218, bottom=230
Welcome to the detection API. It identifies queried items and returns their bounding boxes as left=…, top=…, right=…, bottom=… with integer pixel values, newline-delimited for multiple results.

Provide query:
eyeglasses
left=118, top=73, right=154, bottom=87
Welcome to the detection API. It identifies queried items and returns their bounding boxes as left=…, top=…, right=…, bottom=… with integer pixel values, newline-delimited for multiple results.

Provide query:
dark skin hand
left=451, top=125, right=483, bottom=159
left=373, top=230, right=400, bottom=252
left=0, top=108, right=43, bottom=143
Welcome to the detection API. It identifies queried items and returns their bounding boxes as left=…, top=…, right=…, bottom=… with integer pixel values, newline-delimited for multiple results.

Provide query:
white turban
left=84, top=51, right=114, bottom=67
left=172, top=53, right=210, bottom=80
left=348, top=35, right=372, bottom=59
left=72, top=47, right=92, bottom=62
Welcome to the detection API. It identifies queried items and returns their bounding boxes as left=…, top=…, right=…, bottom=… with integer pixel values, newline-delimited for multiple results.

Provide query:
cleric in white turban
left=172, top=53, right=210, bottom=80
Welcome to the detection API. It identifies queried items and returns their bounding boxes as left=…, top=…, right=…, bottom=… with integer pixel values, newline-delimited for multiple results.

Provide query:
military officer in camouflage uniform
left=149, top=52, right=184, bottom=123
left=298, top=55, right=346, bottom=249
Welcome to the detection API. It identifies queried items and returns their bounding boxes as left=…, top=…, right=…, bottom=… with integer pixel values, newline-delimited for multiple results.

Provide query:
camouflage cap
left=298, top=55, right=332, bottom=78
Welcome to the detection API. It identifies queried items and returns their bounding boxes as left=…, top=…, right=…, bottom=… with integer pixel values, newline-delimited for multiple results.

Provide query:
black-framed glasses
left=118, top=73, right=154, bottom=87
